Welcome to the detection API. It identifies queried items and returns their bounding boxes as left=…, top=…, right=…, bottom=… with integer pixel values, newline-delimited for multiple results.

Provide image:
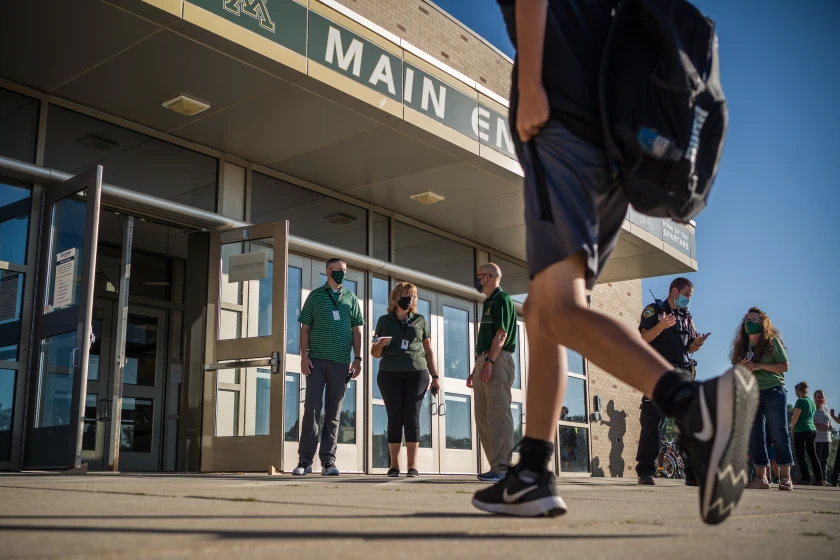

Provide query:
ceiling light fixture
left=409, top=191, right=445, bottom=205
left=324, top=213, right=357, bottom=225
left=162, top=95, right=210, bottom=116
left=76, top=135, right=119, bottom=153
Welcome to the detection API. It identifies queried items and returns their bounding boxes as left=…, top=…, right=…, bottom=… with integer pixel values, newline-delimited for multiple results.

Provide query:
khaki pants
left=473, top=351, right=515, bottom=474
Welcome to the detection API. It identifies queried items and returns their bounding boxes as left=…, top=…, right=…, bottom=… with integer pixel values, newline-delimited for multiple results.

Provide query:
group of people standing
left=635, top=278, right=838, bottom=490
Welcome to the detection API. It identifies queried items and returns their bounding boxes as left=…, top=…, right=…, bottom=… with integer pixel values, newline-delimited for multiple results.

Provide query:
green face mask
left=744, top=321, right=762, bottom=335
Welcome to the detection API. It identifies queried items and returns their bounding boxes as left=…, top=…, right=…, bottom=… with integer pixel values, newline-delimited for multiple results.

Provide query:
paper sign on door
left=0, top=270, right=19, bottom=321
left=53, top=248, right=77, bottom=309
left=228, top=251, right=268, bottom=283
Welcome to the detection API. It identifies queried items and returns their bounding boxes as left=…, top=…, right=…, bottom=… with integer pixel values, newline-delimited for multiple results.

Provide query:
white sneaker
left=321, top=462, right=340, bottom=476
left=292, top=462, right=312, bottom=476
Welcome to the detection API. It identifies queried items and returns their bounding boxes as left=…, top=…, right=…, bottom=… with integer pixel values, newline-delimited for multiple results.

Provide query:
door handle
left=97, top=399, right=109, bottom=422
left=439, top=403, right=446, bottom=416
left=71, top=348, right=81, bottom=368
left=299, top=387, right=306, bottom=404
left=430, top=402, right=438, bottom=416
left=521, top=412, right=526, bottom=425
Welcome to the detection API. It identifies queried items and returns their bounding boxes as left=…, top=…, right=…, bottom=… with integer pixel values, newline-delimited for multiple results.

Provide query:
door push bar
left=204, top=351, right=281, bottom=374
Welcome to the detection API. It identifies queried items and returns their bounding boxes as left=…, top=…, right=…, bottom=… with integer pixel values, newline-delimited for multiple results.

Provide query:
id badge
left=401, top=339, right=409, bottom=350
left=333, top=310, right=340, bottom=321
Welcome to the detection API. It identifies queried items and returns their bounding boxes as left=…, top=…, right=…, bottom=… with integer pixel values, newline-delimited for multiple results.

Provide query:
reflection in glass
left=94, top=244, right=172, bottom=301
left=372, top=403, right=389, bottom=468
left=0, top=271, right=24, bottom=361
left=220, top=241, right=273, bottom=340
left=511, top=402, right=523, bottom=444
left=284, top=373, right=300, bottom=442
left=286, top=266, right=302, bottom=354
left=419, top=391, right=432, bottom=448
left=561, top=377, right=587, bottom=423
left=445, top=394, right=472, bottom=450
left=394, top=221, right=474, bottom=287
left=254, top=368, right=271, bottom=436
left=258, top=261, right=273, bottom=337
left=87, top=310, right=103, bottom=381
left=120, top=397, right=153, bottom=453
left=416, top=299, right=431, bottom=327
left=35, top=331, right=77, bottom=427
left=443, top=306, right=469, bottom=381
left=216, top=388, right=238, bottom=437
left=0, top=182, right=31, bottom=265
left=0, top=369, right=17, bottom=460
left=339, top=380, right=356, bottom=444
left=568, top=350, right=585, bottom=376
left=559, top=426, right=589, bottom=473
left=82, top=394, right=97, bottom=452
left=123, top=314, right=158, bottom=386
left=371, top=277, right=388, bottom=401
left=513, top=336, right=521, bottom=390
left=494, top=256, right=529, bottom=299
left=44, top=197, right=86, bottom=314
left=372, top=213, right=389, bottom=261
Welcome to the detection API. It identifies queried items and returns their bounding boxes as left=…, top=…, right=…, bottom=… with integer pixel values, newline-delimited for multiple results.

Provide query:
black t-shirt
left=497, top=0, right=614, bottom=146
left=639, top=301, right=696, bottom=366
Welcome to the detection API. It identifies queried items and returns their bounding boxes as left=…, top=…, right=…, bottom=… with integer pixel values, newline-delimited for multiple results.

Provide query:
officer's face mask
left=674, top=293, right=691, bottom=309
left=744, top=320, right=762, bottom=335
left=474, top=274, right=488, bottom=293
left=330, top=270, right=346, bottom=285
left=398, top=296, right=412, bottom=311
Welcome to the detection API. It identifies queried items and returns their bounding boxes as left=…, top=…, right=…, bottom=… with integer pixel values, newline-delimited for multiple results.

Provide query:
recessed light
left=409, top=191, right=445, bottom=205
left=77, top=135, right=119, bottom=153
left=162, top=95, right=210, bottom=116
left=324, top=213, right=357, bottom=225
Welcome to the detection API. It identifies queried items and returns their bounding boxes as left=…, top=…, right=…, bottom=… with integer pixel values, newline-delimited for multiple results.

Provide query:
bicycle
left=656, top=440, right=686, bottom=480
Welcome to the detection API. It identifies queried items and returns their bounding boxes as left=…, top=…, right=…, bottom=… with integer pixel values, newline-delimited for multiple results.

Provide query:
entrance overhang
left=0, top=0, right=698, bottom=281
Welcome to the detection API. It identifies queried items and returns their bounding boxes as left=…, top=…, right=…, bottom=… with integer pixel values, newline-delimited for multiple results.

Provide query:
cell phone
left=431, top=386, right=438, bottom=396
left=372, top=336, right=392, bottom=345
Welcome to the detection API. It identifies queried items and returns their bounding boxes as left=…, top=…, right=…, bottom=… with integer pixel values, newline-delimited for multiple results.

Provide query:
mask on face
left=744, top=320, right=762, bottom=335
left=674, top=294, right=690, bottom=309
left=398, top=296, right=412, bottom=311
left=473, top=276, right=485, bottom=293
left=330, top=270, right=346, bottom=285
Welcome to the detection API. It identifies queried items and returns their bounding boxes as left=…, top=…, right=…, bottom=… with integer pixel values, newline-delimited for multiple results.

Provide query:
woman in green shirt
left=790, top=381, right=825, bottom=485
left=732, top=307, right=793, bottom=490
left=371, top=282, right=440, bottom=477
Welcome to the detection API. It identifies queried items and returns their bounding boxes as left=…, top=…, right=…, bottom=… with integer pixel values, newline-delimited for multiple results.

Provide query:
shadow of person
left=591, top=456, right=605, bottom=477
left=600, top=400, right=627, bottom=477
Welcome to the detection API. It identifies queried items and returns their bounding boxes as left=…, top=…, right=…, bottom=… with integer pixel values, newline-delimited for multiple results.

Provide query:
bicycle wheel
left=662, top=456, right=677, bottom=479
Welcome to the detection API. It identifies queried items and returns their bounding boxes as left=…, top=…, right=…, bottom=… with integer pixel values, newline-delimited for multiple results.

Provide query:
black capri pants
left=377, top=369, right=430, bottom=443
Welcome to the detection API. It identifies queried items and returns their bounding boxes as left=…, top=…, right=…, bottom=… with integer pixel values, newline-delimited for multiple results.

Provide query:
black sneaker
left=407, top=468, right=419, bottom=478
left=675, top=365, right=759, bottom=525
left=472, top=469, right=567, bottom=517
left=387, top=467, right=400, bottom=477
left=637, top=475, right=655, bottom=486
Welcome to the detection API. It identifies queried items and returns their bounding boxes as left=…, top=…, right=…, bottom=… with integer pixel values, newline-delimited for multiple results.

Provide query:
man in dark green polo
left=467, top=263, right=518, bottom=482
left=292, top=258, right=364, bottom=476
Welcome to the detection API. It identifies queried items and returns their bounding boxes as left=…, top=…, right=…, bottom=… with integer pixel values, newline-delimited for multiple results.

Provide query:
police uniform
left=635, top=300, right=697, bottom=479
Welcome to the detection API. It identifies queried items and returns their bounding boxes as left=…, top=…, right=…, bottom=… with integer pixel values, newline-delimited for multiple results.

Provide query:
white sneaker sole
left=472, top=496, right=568, bottom=517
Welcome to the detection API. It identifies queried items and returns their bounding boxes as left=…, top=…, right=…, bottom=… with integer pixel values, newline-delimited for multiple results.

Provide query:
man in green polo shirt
left=293, top=258, right=364, bottom=476
left=467, top=263, right=518, bottom=482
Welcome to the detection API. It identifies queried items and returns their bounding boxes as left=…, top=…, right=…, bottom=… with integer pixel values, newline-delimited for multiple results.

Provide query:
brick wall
left=334, top=0, right=513, bottom=99
left=588, top=279, right=644, bottom=478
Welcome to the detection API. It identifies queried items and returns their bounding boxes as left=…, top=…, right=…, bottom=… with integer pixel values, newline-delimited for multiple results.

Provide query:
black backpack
left=599, top=0, right=727, bottom=224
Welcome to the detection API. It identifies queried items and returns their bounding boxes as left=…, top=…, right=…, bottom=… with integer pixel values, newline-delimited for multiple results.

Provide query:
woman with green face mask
left=730, top=307, right=793, bottom=491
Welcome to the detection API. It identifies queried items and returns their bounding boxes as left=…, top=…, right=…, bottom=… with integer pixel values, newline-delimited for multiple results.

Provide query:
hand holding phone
left=373, top=336, right=393, bottom=346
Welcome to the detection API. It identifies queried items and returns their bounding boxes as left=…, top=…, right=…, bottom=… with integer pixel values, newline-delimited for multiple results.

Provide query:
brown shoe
left=779, top=478, right=793, bottom=491
left=746, top=478, right=770, bottom=490
left=811, top=480, right=830, bottom=487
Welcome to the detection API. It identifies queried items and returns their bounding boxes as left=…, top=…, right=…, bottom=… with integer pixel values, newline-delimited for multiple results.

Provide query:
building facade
left=0, top=0, right=697, bottom=476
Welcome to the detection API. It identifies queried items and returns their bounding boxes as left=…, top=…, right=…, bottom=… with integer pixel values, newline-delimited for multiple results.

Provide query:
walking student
left=734, top=307, right=794, bottom=491
left=813, top=390, right=832, bottom=486
left=468, top=263, right=518, bottom=482
left=293, top=258, right=364, bottom=476
left=475, top=0, right=758, bottom=524
left=635, top=277, right=709, bottom=486
left=371, top=282, right=440, bottom=477
left=790, top=382, right=824, bottom=486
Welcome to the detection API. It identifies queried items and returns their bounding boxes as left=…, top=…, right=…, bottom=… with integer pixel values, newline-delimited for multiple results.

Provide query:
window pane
left=443, top=306, right=470, bottom=381
left=513, top=332, right=522, bottom=390
left=87, top=309, right=103, bottom=381
left=339, top=380, right=356, bottom=444
left=250, top=368, right=272, bottom=436
left=216, top=388, right=239, bottom=437
left=82, top=393, right=96, bottom=452
left=35, top=331, right=76, bottom=427
left=373, top=213, right=389, bottom=261
left=0, top=88, right=38, bottom=163
left=220, top=240, right=273, bottom=339
left=568, top=350, right=585, bottom=376
left=561, top=377, right=587, bottom=423
left=0, top=182, right=31, bottom=265
left=0, top=271, right=24, bottom=361
left=286, top=266, right=302, bottom=354
left=371, top=277, right=389, bottom=400
left=559, top=426, right=589, bottom=473
left=419, top=391, right=432, bottom=448
left=511, top=401, right=523, bottom=444
left=494, top=256, right=529, bottom=300
left=251, top=172, right=366, bottom=254
left=284, top=373, right=300, bottom=442
left=445, top=393, right=472, bottom=450
left=123, top=314, right=158, bottom=387
left=0, top=369, right=17, bottom=460
left=372, top=403, right=389, bottom=468
left=120, top=397, right=154, bottom=452
left=394, top=222, right=474, bottom=287
left=44, top=196, right=86, bottom=315
left=416, top=299, right=431, bottom=327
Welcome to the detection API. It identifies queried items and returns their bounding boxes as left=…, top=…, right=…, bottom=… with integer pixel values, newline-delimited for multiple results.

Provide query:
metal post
left=106, top=215, right=133, bottom=471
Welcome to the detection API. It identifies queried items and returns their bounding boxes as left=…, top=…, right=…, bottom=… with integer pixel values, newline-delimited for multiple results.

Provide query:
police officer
left=635, top=278, right=710, bottom=486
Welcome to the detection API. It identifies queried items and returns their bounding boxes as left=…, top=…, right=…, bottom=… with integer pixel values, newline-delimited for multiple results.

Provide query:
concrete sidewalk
left=0, top=473, right=837, bottom=559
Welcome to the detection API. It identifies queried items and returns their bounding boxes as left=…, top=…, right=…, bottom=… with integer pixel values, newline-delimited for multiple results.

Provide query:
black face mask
left=397, top=296, right=412, bottom=311
left=473, top=277, right=485, bottom=293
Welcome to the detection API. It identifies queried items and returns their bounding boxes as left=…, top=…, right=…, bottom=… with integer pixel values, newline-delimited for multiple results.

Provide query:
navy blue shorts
left=515, top=119, right=628, bottom=290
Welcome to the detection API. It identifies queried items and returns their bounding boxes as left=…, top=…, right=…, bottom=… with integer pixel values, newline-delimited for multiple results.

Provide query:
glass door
left=80, top=301, right=113, bottom=470
left=413, top=287, right=437, bottom=474
left=23, top=167, right=103, bottom=470
left=436, top=294, right=477, bottom=474
left=369, top=275, right=390, bottom=474
left=202, top=222, right=289, bottom=473
left=282, top=254, right=311, bottom=468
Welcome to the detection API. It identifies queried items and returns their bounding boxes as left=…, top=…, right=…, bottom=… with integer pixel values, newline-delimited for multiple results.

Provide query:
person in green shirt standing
left=732, top=307, right=793, bottom=490
left=790, top=381, right=825, bottom=486
left=467, top=263, right=518, bottom=483
left=293, top=258, right=364, bottom=477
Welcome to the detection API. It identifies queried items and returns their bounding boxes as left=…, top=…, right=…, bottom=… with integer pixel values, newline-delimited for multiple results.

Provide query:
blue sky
left=435, top=0, right=840, bottom=406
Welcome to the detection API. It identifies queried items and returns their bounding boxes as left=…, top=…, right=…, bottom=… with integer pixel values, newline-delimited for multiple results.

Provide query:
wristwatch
left=354, top=357, right=362, bottom=362
left=431, top=374, right=439, bottom=379
left=485, top=356, right=495, bottom=364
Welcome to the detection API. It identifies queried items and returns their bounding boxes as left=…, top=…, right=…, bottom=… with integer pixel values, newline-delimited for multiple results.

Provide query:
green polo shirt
left=374, top=312, right=430, bottom=371
left=752, top=337, right=788, bottom=390
left=476, top=287, right=517, bottom=354
left=299, top=284, right=364, bottom=365
left=794, top=397, right=816, bottom=432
